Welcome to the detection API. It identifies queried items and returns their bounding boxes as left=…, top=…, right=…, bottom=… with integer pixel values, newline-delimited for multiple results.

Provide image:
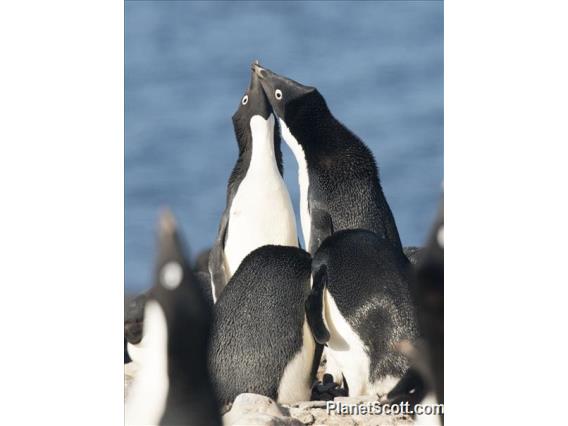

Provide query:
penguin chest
left=224, top=172, right=298, bottom=277
left=324, top=290, right=372, bottom=396
left=125, top=301, right=169, bottom=425
left=277, top=319, right=316, bottom=404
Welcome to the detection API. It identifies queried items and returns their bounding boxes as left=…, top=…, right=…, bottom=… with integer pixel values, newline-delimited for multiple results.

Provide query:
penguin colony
left=125, top=61, right=444, bottom=425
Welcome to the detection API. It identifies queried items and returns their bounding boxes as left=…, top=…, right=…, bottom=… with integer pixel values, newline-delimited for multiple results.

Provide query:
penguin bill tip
left=158, top=208, right=177, bottom=235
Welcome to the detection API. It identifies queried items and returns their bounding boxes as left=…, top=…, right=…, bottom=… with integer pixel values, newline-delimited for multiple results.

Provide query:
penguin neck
left=248, top=114, right=280, bottom=176
left=279, top=117, right=312, bottom=250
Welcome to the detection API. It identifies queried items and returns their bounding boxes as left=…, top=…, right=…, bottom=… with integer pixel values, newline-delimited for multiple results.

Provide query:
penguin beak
left=251, top=62, right=316, bottom=121
left=252, top=62, right=268, bottom=79
left=248, top=68, right=272, bottom=120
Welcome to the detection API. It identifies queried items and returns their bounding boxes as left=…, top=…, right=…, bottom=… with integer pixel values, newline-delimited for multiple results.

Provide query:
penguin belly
left=324, top=290, right=400, bottom=397
left=224, top=168, right=298, bottom=278
left=324, top=289, right=371, bottom=396
left=277, top=319, right=316, bottom=404
left=125, top=301, right=169, bottom=425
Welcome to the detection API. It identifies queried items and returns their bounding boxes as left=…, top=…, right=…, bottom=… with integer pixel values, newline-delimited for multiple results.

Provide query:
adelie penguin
left=125, top=210, right=221, bottom=426
left=209, top=64, right=298, bottom=302
left=253, top=62, right=402, bottom=255
left=209, top=245, right=316, bottom=405
left=387, top=194, right=444, bottom=425
left=124, top=264, right=213, bottom=364
left=306, top=229, right=419, bottom=397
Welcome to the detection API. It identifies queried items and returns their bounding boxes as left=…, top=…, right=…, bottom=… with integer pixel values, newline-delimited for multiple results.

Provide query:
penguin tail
left=305, top=264, right=330, bottom=345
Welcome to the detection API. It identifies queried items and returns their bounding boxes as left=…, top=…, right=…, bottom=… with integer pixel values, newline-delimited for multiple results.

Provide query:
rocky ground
left=124, top=363, right=415, bottom=425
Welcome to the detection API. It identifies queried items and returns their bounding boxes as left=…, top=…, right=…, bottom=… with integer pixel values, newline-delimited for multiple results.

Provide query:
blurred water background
left=125, top=1, right=443, bottom=293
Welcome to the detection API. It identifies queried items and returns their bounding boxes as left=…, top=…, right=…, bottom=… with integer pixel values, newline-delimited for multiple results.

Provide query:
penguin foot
left=310, top=374, right=348, bottom=401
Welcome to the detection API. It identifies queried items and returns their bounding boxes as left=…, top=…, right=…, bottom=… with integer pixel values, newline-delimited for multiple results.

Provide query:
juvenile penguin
left=209, top=245, right=316, bottom=405
left=125, top=211, right=221, bottom=426
left=306, top=229, right=419, bottom=397
left=209, top=67, right=298, bottom=302
left=253, top=63, right=402, bottom=255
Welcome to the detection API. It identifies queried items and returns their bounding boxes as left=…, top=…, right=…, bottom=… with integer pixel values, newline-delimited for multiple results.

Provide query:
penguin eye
left=241, top=95, right=248, bottom=105
left=275, top=89, right=283, bottom=100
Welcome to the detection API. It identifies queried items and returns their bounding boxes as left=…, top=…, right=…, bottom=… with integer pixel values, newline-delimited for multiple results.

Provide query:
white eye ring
left=275, top=89, right=283, bottom=100
left=241, top=95, right=248, bottom=105
left=160, top=261, right=183, bottom=290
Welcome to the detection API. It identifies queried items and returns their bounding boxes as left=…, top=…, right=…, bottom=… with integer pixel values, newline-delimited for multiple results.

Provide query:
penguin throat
left=248, top=114, right=278, bottom=174
left=279, top=118, right=312, bottom=251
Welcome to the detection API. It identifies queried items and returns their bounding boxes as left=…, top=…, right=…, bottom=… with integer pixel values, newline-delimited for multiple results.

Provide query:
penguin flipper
left=403, top=246, right=423, bottom=265
left=208, top=209, right=230, bottom=300
left=125, top=292, right=147, bottom=345
left=305, top=264, right=330, bottom=344
left=308, top=207, right=334, bottom=254
left=381, top=367, right=428, bottom=409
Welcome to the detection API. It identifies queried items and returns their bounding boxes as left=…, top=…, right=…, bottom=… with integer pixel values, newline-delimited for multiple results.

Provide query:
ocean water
left=125, top=1, right=443, bottom=293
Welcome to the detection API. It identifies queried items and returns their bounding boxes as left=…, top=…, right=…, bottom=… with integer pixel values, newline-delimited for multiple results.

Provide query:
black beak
left=251, top=61, right=268, bottom=80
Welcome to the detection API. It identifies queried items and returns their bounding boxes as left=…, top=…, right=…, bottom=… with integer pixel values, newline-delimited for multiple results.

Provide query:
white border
left=1, top=1, right=568, bottom=424
left=0, top=1, right=123, bottom=423
left=446, top=1, right=568, bottom=424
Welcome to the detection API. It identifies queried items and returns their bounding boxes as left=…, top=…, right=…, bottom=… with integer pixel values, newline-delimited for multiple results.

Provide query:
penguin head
left=232, top=66, right=278, bottom=151
left=147, top=209, right=213, bottom=368
left=252, top=62, right=325, bottom=132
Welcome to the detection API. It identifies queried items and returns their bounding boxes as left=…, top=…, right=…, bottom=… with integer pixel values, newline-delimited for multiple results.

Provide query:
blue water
left=125, top=1, right=443, bottom=293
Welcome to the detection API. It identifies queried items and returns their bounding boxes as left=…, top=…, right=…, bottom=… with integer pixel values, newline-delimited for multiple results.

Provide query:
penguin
left=413, top=195, right=444, bottom=407
left=306, top=229, right=419, bottom=398
left=209, top=66, right=298, bottom=302
left=209, top=245, right=316, bottom=405
left=125, top=210, right=221, bottom=426
left=124, top=272, right=213, bottom=364
left=252, top=63, right=402, bottom=256
left=390, top=195, right=444, bottom=425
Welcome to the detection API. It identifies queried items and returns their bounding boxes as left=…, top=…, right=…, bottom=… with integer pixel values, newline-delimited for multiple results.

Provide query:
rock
left=293, top=401, right=328, bottom=410
left=333, top=395, right=379, bottom=404
left=312, top=411, right=356, bottom=426
left=288, top=408, right=315, bottom=425
left=227, top=413, right=302, bottom=426
left=223, top=394, right=286, bottom=425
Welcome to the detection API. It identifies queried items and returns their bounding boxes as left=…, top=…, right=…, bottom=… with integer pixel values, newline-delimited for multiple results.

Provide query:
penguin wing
left=208, top=208, right=230, bottom=297
left=403, top=246, right=423, bottom=265
left=305, top=264, right=330, bottom=344
left=308, top=207, right=334, bottom=254
left=125, top=292, right=147, bottom=344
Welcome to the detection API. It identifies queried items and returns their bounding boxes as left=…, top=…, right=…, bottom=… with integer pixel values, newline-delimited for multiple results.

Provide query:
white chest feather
left=324, top=290, right=400, bottom=397
left=224, top=115, right=298, bottom=277
left=277, top=319, right=315, bottom=404
left=125, top=301, right=169, bottom=426
left=279, top=118, right=312, bottom=252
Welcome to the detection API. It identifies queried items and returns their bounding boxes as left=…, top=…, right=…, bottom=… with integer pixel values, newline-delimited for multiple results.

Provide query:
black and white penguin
left=209, top=245, right=316, bottom=405
left=413, top=195, right=444, bottom=406
left=253, top=63, right=402, bottom=256
left=384, top=196, right=443, bottom=425
left=124, top=272, right=213, bottom=364
left=398, top=195, right=444, bottom=425
left=306, top=229, right=419, bottom=397
left=125, top=211, right=221, bottom=426
left=209, top=66, right=298, bottom=302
